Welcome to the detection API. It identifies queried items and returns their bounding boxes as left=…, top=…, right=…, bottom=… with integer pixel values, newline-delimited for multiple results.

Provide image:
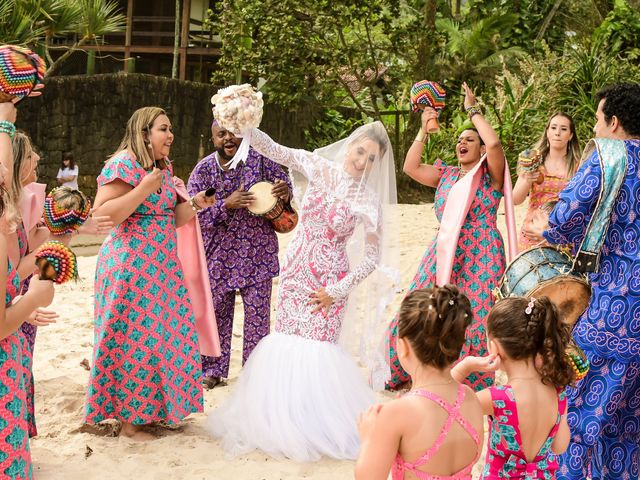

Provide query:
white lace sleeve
left=250, top=128, right=317, bottom=179
left=325, top=208, right=382, bottom=300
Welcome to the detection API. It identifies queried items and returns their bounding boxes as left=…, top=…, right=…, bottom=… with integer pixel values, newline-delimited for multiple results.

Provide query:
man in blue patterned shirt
left=525, top=83, right=640, bottom=480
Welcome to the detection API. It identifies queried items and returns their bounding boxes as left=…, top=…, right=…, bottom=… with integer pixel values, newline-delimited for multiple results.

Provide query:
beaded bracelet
left=0, top=120, right=16, bottom=139
left=465, top=104, right=482, bottom=119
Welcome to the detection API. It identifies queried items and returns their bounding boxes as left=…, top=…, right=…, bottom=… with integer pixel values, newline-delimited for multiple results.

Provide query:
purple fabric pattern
left=201, top=279, right=272, bottom=378
left=188, top=148, right=291, bottom=377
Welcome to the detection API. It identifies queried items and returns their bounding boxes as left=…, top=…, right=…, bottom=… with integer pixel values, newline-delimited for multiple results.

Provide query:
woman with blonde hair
left=514, top=112, right=581, bottom=251
left=0, top=101, right=55, bottom=480
left=84, top=106, right=215, bottom=440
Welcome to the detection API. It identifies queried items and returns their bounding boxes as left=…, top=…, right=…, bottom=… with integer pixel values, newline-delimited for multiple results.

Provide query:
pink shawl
left=173, top=177, right=221, bottom=357
left=435, top=156, right=517, bottom=286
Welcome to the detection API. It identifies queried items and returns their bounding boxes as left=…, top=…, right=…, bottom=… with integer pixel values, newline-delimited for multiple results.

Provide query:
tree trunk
left=172, top=0, right=181, bottom=79
left=536, top=0, right=563, bottom=41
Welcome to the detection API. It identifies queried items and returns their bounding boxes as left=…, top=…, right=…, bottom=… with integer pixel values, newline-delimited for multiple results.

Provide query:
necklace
left=458, top=168, right=470, bottom=179
left=411, top=378, right=454, bottom=390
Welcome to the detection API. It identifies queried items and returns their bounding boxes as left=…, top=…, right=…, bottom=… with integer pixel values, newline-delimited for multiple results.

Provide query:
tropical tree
left=0, top=1, right=44, bottom=46
left=0, top=0, right=126, bottom=77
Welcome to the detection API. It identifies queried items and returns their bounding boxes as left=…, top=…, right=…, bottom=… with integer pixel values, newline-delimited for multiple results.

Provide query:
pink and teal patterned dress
left=482, top=385, right=567, bottom=479
left=0, top=260, right=32, bottom=479
left=85, top=151, right=203, bottom=425
left=387, top=159, right=505, bottom=391
left=16, top=223, right=38, bottom=438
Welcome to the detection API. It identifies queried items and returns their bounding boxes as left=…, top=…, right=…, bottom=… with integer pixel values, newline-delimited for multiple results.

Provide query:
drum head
left=247, top=182, right=277, bottom=215
left=531, top=277, right=591, bottom=329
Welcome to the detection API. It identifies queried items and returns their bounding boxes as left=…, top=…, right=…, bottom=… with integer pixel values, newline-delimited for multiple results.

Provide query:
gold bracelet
left=189, top=197, right=203, bottom=212
left=414, top=130, right=427, bottom=143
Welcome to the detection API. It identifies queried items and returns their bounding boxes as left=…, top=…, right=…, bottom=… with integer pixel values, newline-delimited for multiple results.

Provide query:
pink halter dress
left=392, top=384, right=481, bottom=480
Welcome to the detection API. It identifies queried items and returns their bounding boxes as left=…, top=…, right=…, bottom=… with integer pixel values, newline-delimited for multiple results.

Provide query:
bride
left=208, top=121, right=397, bottom=461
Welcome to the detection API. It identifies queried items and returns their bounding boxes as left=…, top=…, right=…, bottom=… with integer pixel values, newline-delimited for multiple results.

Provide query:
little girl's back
left=394, top=383, right=484, bottom=479
left=510, top=380, right=562, bottom=461
left=482, top=381, right=567, bottom=478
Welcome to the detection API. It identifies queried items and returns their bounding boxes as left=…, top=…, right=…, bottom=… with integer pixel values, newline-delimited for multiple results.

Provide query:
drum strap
left=573, top=138, right=628, bottom=273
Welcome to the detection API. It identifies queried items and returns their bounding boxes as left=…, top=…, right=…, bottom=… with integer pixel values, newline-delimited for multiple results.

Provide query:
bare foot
left=120, top=422, right=157, bottom=441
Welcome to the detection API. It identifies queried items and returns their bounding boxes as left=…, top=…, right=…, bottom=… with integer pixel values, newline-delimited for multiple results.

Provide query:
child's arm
left=355, top=403, right=403, bottom=480
left=453, top=356, right=499, bottom=416
left=551, top=414, right=570, bottom=454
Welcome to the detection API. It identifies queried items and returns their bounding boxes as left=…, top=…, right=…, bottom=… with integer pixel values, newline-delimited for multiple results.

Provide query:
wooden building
left=50, top=0, right=221, bottom=82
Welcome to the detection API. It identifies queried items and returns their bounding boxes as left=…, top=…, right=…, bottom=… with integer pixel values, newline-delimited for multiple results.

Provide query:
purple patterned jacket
left=187, top=149, right=292, bottom=293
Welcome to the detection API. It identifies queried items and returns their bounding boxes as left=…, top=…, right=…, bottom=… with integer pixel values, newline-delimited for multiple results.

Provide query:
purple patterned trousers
left=202, top=279, right=272, bottom=378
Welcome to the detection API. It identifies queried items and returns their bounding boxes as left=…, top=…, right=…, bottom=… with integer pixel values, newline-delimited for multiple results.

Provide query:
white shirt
left=56, top=166, right=79, bottom=189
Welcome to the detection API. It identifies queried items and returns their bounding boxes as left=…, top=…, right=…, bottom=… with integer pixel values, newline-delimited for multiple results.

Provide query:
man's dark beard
left=216, top=146, right=235, bottom=161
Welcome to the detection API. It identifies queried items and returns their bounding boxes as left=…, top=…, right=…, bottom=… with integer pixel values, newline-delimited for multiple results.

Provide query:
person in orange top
left=514, top=112, right=581, bottom=251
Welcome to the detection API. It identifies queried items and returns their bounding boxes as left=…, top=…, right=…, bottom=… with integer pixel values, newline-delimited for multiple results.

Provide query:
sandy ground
left=29, top=201, right=527, bottom=480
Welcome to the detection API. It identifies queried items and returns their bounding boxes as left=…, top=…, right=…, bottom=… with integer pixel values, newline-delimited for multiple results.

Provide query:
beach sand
left=30, top=201, right=527, bottom=479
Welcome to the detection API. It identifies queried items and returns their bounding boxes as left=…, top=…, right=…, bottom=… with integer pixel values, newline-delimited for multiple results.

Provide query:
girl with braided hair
left=356, top=285, right=484, bottom=479
left=452, top=296, right=575, bottom=479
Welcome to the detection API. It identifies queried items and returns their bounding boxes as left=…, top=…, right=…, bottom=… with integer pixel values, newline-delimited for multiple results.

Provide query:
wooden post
left=179, top=0, right=191, bottom=81
left=124, top=0, right=134, bottom=73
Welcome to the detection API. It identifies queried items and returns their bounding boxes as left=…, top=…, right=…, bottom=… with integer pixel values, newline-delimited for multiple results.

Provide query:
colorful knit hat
left=0, top=45, right=46, bottom=103
left=43, top=187, right=91, bottom=236
left=410, top=80, right=446, bottom=113
left=35, top=241, right=78, bottom=284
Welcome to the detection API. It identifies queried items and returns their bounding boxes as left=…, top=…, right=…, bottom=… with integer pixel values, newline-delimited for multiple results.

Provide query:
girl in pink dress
left=452, top=297, right=575, bottom=479
left=209, top=122, right=397, bottom=461
left=356, top=285, right=483, bottom=480
left=514, top=113, right=581, bottom=251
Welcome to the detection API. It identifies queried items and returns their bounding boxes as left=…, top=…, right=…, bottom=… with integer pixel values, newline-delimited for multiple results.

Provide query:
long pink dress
left=518, top=165, right=569, bottom=251
left=209, top=129, right=381, bottom=461
left=387, top=160, right=506, bottom=391
left=85, top=152, right=203, bottom=425
left=0, top=261, right=32, bottom=479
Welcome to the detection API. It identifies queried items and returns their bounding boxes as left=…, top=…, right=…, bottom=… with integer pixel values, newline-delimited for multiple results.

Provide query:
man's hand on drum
left=309, top=287, right=334, bottom=317
left=271, top=180, right=290, bottom=202
left=522, top=209, right=548, bottom=244
left=224, top=187, right=255, bottom=209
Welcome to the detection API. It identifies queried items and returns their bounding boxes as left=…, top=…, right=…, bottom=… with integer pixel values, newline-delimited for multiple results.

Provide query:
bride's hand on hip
left=309, top=287, right=334, bottom=316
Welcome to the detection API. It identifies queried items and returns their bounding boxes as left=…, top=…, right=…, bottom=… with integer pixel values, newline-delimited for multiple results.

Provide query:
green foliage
left=0, top=0, right=126, bottom=76
left=435, top=13, right=525, bottom=90
left=0, top=1, right=45, bottom=45
left=593, top=0, right=640, bottom=60
left=303, top=109, right=371, bottom=151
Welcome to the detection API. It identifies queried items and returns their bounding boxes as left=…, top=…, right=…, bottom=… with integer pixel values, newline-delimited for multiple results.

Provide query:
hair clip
left=525, top=297, right=536, bottom=315
left=448, top=299, right=454, bottom=305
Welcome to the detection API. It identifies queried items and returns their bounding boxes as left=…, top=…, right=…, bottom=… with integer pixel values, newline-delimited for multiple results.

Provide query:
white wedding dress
left=207, top=128, right=385, bottom=461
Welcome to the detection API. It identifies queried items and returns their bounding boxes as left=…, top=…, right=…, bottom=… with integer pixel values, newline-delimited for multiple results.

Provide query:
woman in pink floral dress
left=209, top=122, right=397, bottom=461
left=387, top=83, right=508, bottom=393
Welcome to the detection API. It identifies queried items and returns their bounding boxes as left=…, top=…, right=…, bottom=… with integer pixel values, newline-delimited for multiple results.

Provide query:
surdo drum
left=495, top=246, right=591, bottom=328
